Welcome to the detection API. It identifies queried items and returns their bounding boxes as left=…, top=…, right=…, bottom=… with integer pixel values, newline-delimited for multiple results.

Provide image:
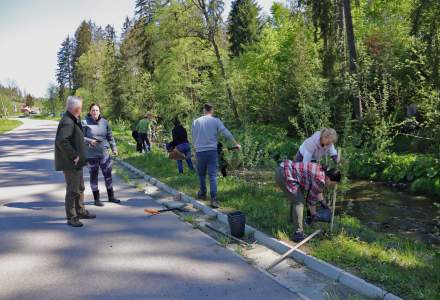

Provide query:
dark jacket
left=170, top=124, right=189, bottom=148
left=54, top=111, right=87, bottom=171
left=82, top=114, right=116, bottom=159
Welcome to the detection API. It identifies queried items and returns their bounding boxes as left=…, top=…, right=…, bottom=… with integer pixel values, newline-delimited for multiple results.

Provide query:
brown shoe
left=78, top=212, right=96, bottom=219
left=67, top=217, right=83, bottom=227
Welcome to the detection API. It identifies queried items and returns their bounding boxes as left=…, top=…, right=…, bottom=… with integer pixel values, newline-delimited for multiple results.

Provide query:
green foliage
left=72, top=21, right=92, bottom=91
left=0, top=119, right=22, bottom=134
left=113, top=124, right=440, bottom=300
left=227, top=0, right=261, bottom=57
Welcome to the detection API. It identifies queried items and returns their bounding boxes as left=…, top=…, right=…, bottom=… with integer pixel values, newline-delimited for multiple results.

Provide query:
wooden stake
left=330, top=149, right=342, bottom=234
left=266, top=229, right=321, bottom=271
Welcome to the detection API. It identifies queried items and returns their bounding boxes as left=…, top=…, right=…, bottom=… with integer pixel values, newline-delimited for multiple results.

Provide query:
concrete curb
left=116, top=159, right=404, bottom=300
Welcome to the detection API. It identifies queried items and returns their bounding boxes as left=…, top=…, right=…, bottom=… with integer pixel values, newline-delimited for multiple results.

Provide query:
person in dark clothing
left=82, top=103, right=120, bottom=206
left=131, top=119, right=142, bottom=153
left=167, top=118, right=194, bottom=174
left=136, top=112, right=153, bottom=153
left=55, top=96, right=96, bottom=227
left=217, top=142, right=228, bottom=177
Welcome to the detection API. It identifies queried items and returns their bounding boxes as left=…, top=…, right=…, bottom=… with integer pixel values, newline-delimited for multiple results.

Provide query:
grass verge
left=0, top=119, right=22, bottom=134
left=113, top=127, right=440, bottom=300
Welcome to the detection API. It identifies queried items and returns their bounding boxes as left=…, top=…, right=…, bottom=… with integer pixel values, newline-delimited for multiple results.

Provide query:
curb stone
left=115, top=159, right=404, bottom=300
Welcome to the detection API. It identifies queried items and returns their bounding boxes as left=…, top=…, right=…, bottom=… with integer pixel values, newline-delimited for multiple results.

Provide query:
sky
left=0, top=0, right=279, bottom=98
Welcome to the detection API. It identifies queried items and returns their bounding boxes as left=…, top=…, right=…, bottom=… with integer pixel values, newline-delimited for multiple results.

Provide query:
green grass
left=0, top=119, right=22, bottom=134
left=113, top=127, right=440, bottom=300
left=31, top=114, right=60, bottom=121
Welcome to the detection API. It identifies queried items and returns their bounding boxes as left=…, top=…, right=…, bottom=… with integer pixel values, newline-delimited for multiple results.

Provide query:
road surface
left=0, top=118, right=299, bottom=300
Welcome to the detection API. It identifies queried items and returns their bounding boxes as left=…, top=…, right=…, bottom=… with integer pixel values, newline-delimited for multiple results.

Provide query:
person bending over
left=295, top=128, right=339, bottom=163
left=275, top=160, right=341, bottom=242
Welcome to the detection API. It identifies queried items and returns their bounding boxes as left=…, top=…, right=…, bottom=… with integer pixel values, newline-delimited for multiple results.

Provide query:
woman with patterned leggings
left=82, top=103, right=120, bottom=206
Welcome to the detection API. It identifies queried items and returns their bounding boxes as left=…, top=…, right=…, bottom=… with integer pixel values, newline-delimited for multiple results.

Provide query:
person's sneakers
left=293, top=231, right=306, bottom=242
left=78, top=212, right=96, bottom=219
left=210, top=197, right=220, bottom=209
left=197, top=191, right=207, bottom=200
left=93, top=190, right=104, bottom=207
left=107, top=188, right=121, bottom=204
left=67, top=217, right=83, bottom=227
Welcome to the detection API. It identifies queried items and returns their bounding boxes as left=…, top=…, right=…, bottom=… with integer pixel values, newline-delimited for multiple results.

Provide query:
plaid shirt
left=282, top=160, right=325, bottom=205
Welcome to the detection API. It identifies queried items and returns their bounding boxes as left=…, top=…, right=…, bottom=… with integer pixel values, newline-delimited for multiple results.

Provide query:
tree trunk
left=343, top=0, right=362, bottom=119
left=211, top=37, right=241, bottom=127
left=196, top=0, right=242, bottom=127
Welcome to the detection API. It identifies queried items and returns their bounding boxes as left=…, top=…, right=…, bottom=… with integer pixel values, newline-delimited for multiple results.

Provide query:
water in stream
left=341, top=180, right=440, bottom=245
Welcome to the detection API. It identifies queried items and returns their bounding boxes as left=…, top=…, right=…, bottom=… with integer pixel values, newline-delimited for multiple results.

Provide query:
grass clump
left=0, top=119, right=22, bottom=134
left=113, top=127, right=440, bottom=300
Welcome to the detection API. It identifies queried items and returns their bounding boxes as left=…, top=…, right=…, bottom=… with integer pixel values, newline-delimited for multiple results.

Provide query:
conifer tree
left=227, top=0, right=261, bottom=57
left=72, top=21, right=92, bottom=91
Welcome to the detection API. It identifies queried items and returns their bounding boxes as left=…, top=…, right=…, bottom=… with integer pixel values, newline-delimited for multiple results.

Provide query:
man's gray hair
left=66, top=96, right=83, bottom=111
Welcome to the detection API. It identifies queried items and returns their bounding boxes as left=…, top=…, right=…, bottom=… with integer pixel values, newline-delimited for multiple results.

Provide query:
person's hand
left=113, top=150, right=118, bottom=156
left=90, top=140, right=98, bottom=148
left=73, top=156, right=79, bottom=165
left=235, top=144, right=241, bottom=150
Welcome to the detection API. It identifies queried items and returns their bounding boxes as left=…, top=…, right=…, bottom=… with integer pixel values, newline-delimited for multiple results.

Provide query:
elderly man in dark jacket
left=55, top=96, right=96, bottom=227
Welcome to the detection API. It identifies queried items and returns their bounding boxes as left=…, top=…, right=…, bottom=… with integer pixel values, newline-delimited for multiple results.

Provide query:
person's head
left=324, top=168, right=342, bottom=186
left=320, top=128, right=338, bottom=146
left=203, top=103, right=214, bottom=115
left=66, top=96, right=83, bottom=118
left=145, top=112, right=152, bottom=119
left=89, top=103, right=101, bottom=120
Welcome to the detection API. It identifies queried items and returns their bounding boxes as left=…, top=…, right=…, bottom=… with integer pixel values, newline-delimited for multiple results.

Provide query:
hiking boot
left=197, top=191, right=207, bottom=200
left=78, top=211, right=96, bottom=219
left=210, top=197, right=220, bottom=209
left=93, top=191, right=104, bottom=207
left=107, top=188, right=121, bottom=204
left=67, top=217, right=83, bottom=227
left=293, top=231, right=306, bottom=242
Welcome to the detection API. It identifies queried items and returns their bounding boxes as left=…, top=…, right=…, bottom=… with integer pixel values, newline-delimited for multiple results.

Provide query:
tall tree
left=56, top=36, right=73, bottom=97
left=342, top=0, right=361, bottom=119
left=411, top=0, right=440, bottom=89
left=192, top=0, right=242, bottom=126
left=104, top=24, right=117, bottom=44
left=135, top=0, right=165, bottom=23
left=227, top=0, right=261, bottom=57
left=121, top=17, right=132, bottom=39
left=72, top=21, right=92, bottom=91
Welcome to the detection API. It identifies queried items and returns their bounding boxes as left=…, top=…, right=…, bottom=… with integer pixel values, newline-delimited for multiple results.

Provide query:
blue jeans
left=175, top=143, right=194, bottom=173
left=196, top=150, right=218, bottom=199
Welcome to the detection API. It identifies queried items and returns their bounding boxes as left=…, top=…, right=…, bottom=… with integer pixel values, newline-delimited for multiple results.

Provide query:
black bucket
left=228, top=211, right=246, bottom=238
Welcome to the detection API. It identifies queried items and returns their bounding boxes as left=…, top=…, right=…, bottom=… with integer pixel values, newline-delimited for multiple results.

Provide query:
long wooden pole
left=330, top=149, right=342, bottom=233
left=266, top=229, right=321, bottom=271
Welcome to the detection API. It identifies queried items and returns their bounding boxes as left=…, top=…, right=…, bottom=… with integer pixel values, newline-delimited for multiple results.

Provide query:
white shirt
left=299, top=131, right=337, bottom=162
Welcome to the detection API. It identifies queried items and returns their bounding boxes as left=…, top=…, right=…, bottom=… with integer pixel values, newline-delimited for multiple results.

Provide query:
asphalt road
left=0, top=118, right=299, bottom=300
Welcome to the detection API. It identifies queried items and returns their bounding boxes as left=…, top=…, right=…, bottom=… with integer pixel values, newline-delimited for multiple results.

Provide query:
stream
left=341, top=180, right=440, bottom=245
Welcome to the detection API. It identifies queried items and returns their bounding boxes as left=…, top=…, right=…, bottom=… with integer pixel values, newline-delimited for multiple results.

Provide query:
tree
left=342, top=0, right=362, bottom=119
left=25, top=94, right=34, bottom=108
left=104, top=24, right=116, bottom=44
left=72, top=21, right=92, bottom=91
left=135, top=0, right=165, bottom=23
left=121, top=16, right=132, bottom=40
left=56, top=36, right=73, bottom=98
left=411, top=0, right=440, bottom=89
left=227, top=0, right=261, bottom=57
left=192, top=0, right=242, bottom=126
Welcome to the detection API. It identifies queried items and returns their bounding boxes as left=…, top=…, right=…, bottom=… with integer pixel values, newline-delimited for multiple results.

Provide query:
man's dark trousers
left=63, top=169, right=86, bottom=220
